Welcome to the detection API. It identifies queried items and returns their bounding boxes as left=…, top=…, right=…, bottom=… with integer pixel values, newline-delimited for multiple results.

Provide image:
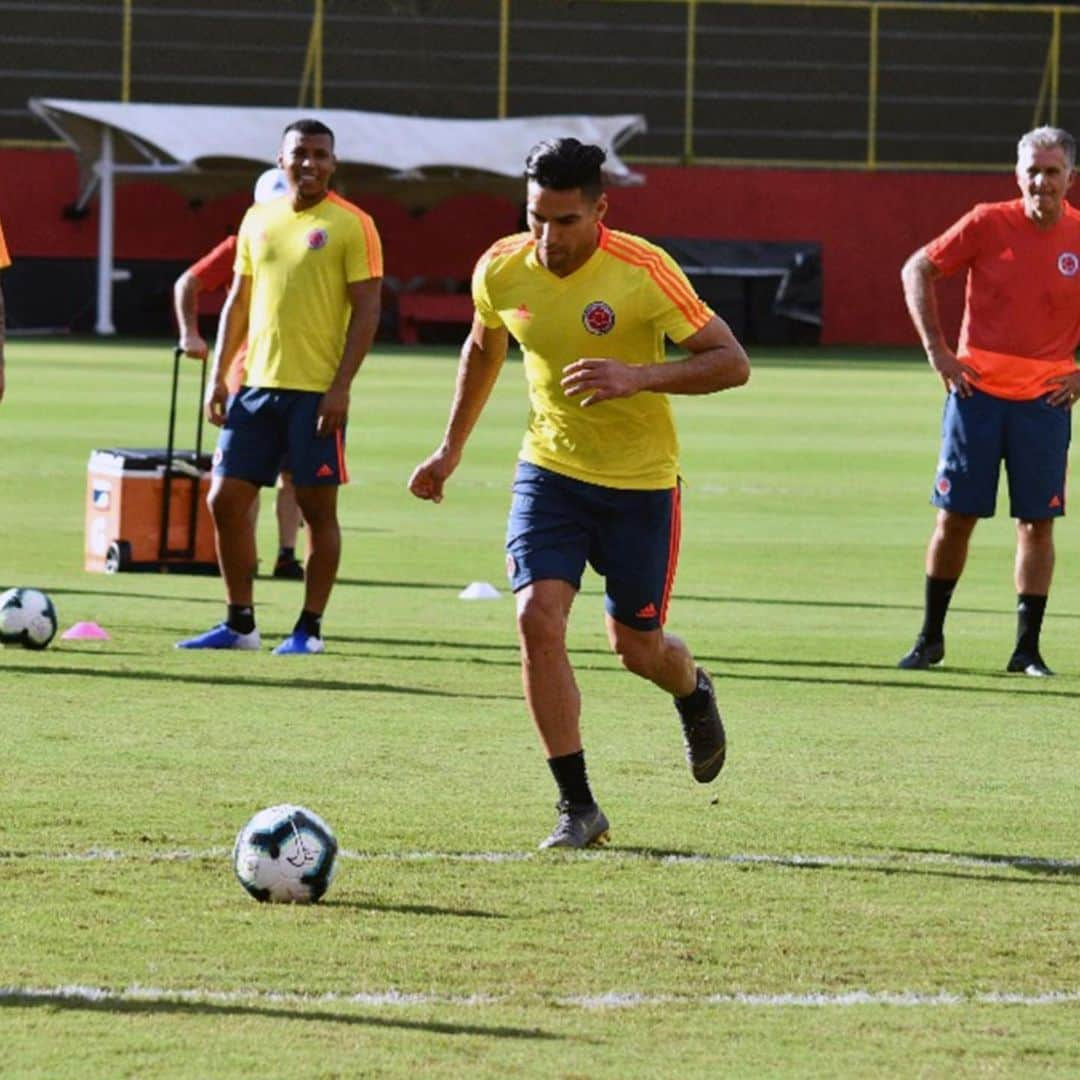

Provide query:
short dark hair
left=282, top=118, right=335, bottom=149
left=525, top=138, right=606, bottom=199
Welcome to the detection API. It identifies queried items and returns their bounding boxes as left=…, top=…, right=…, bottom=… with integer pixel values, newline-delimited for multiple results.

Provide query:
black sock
left=227, top=604, right=255, bottom=634
left=277, top=546, right=295, bottom=562
left=675, top=667, right=708, bottom=720
left=919, top=575, right=958, bottom=642
left=294, top=609, right=322, bottom=638
left=1015, top=593, right=1048, bottom=656
left=547, top=750, right=595, bottom=807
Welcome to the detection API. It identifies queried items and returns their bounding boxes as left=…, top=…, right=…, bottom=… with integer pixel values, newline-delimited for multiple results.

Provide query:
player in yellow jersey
left=178, top=119, right=383, bottom=655
left=173, top=170, right=305, bottom=582
left=0, top=212, right=10, bottom=403
left=409, top=139, right=750, bottom=848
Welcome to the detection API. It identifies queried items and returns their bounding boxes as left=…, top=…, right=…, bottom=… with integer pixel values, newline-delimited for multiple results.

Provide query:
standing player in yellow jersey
left=0, top=212, right=10, bottom=403
left=409, top=139, right=750, bottom=848
left=173, top=169, right=305, bottom=582
left=178, top=119, right=383, bottom=654
left=898, top=126, right=1080, bottom=676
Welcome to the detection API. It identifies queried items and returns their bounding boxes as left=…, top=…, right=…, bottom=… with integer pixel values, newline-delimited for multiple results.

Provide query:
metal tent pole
left=95, top=125, right=116, bottom=336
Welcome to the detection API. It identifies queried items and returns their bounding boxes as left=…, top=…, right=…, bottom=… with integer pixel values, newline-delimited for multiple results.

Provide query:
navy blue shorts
left=505, top=461, right=681, bottom=631
left=212, top=387, right=348, bottom=488
left=932, top=389, right=1070, bottom=519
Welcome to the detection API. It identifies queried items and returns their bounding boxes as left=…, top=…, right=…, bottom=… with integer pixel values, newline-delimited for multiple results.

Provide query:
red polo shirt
left=925, top=199, right=1080, bottom=400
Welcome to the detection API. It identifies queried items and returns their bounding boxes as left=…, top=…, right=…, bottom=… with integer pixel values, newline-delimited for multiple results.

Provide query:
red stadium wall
left=0, top=148, right=1019, bottom=344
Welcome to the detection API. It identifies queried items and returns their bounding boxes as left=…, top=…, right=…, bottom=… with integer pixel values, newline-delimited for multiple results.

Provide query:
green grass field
left=1, top=339, right=1078, bottom=1078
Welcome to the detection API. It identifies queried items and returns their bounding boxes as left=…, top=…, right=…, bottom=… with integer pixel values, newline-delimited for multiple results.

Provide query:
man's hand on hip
left=928, top=345, right=977, bottom=397
left=1045, top=370, right=1080, bottom=408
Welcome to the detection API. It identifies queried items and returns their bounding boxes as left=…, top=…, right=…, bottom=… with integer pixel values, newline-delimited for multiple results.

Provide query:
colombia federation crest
left=582, top=300, right=616, bottom=335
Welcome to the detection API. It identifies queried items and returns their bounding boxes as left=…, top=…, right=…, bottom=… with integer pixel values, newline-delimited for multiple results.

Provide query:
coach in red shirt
left=898, top=126, right=1080, bottom=676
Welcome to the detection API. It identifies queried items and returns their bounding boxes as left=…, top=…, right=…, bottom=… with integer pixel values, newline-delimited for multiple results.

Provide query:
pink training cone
left=61, top=621, right=110, bottom=641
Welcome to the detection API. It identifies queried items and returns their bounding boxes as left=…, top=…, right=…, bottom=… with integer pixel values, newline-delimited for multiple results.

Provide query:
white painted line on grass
left=3, top=847, right=1076, bottom=873
left=563, top=990, right=1080, bottom=1009
left=2, top=984, right=1078, bottom=1011
left=0, top=985, right=494, bottom=1008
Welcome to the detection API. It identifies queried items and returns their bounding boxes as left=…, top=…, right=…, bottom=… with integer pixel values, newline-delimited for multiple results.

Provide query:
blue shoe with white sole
left=176, top=623, right=261, bottom=650
left=272, top=630, right=325, bottom=655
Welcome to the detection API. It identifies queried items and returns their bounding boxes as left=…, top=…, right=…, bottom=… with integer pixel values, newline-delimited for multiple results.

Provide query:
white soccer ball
left=233, top=804, right=338, bottom=903
left=0, top=587, right=58, bottom=650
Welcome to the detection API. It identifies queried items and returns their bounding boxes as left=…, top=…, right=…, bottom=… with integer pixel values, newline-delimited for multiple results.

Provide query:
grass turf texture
left=1, top=339, right=1078, bottom=1078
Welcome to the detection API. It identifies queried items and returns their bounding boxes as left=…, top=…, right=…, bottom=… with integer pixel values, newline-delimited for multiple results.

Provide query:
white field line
left=2, top=984, right=1078, bottom=1011
left=562, top=990, right=1080, bottom=1009
left=2, top=847, right=1077, bottom=873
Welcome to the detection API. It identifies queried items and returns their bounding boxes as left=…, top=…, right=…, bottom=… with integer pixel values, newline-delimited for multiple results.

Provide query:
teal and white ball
left=233, top=804, right=338, bottom=903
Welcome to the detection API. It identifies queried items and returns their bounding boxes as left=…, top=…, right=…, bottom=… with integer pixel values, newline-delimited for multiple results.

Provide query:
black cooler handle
left=159, top=347, right=207, bottom=560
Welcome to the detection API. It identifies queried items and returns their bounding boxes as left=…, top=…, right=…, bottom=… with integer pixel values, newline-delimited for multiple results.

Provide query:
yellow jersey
left=473, top=224, right=713, bottom=489
left=236, top=192, right=382, bottom=392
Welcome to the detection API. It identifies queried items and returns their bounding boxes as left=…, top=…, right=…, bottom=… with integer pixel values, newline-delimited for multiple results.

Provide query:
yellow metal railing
left=9, top=0, right=1080, bottom=168
left=498, top=0, right=510, bottom=118
left=865, top=3, right=878, bottom=169
left=494, top=0, right=1080, bottom=170
left=683, top=0, right=698, bottom=163
left=120, top=0, right=133, bottom=103
left=298, top=0, right=325, bottom=109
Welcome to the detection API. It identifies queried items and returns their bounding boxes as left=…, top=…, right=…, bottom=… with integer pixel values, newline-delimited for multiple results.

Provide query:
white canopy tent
left=29, top=98, right=646, bottom=334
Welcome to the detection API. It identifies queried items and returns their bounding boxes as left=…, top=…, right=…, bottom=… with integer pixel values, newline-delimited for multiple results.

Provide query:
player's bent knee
left=611, top=633, right=662, bottom=680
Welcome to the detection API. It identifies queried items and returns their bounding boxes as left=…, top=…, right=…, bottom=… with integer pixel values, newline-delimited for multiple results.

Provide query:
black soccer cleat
left=272, top=556, right=304, bottom=581
left=1006, top=651, right=1054, bottom=677
left=678, top=667, right=727, bottom=784
left=539, top=801, right=611, bottom=850
left=897, top=637, right=944, bottom=670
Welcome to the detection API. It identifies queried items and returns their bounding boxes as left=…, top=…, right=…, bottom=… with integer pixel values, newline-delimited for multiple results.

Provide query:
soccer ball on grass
left=0, top=587, right=58, bottom=650
left=233, top=804, right=338, bottom=903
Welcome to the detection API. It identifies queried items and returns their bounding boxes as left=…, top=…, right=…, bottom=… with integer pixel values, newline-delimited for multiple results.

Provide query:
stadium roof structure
left=28, top=98, right=646, bottom=334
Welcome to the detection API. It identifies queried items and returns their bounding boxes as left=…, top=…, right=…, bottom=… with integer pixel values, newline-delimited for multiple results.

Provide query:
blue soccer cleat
left=272, top=630, right=325, bottom=655
left=175, top=623, right=261, bottom=650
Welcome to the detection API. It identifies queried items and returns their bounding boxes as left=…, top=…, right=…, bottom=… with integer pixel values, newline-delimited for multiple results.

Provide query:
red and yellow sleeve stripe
left=330, top=193, right=383, bottom=278
left=601, top=228, right=710, bottom=330
left=480, top=232, right=533, bottom=267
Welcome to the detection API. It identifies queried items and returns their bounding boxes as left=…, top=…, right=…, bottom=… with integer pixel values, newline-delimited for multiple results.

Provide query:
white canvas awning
left=29, top=98, right=646, bottom=334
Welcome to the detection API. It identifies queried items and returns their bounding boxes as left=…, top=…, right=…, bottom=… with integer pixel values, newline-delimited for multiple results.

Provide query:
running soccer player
left=174, top=169, right=304, bottom=582
left=178, top=119, right=383, bottom=654
left=0, top=212, right=10, bottom=403
left=409, top=138, right=750, bottom=848
left=898, top=125, right=1080, bottom=676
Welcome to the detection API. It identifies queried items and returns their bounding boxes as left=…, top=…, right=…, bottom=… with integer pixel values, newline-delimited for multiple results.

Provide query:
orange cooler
left=85, top=449, right=218, bottom=573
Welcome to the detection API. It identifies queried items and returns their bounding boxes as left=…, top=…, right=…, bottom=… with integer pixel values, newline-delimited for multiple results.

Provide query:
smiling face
left=526, top=181, right=608, bottom=277
left=1016, top=143, right=1075, bottom=228
left=278, top=130, right=336, bottom=210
